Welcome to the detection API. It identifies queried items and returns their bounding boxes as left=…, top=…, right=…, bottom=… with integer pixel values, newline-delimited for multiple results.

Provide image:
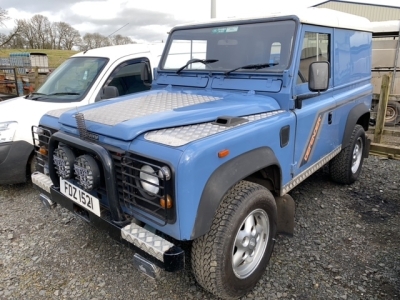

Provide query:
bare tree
left=30, top=15, right=51, bottom=48
left=54, top=22, right=81, bottom=50
left=82, top=33, right=111, bottom=51
left=0, top=8, right=24, bottom=48
left=17, top=19, right=36, bottom=48
left=111, top=34, right=134, bottom=45
left=0, top=7, right=9, bottom=26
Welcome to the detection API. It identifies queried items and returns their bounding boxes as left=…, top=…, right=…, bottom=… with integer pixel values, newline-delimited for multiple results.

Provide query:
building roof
left=314, top=0, right=400, bottom=10
left=370, top=20, right=400, bottom=34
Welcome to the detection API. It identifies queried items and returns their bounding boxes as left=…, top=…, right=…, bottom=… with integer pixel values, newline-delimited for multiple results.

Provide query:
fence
left=0, top=66, right=50, bottom=101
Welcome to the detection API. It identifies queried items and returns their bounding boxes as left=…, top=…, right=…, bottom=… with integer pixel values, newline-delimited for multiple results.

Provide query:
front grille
left=32, top=126, right=53, bottom=173
left=120, top=154, right=174, bottom=224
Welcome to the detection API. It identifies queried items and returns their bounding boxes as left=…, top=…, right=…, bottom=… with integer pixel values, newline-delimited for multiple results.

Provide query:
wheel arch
left=190, top=147, right=281, bottom=240
left=342, top=103, right=370, bottom=149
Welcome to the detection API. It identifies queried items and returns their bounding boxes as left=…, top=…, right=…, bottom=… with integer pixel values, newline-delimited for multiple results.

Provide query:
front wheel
left=329, top=124, right=366, bottom=184
left=191, top=181, right=277, bottom=299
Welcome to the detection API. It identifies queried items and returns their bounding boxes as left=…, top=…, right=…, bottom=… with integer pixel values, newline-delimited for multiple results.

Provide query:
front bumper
left=0, top=140, right=33, bottom=184
left=31, top=172, right=184, bottom=272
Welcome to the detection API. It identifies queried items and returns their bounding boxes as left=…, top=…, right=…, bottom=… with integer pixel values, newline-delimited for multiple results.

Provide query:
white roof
left=370, top=20, right=400, bottom=34
left=174, top=8, right=372, bottom=32
left=72, top=43, right=165, bottom=60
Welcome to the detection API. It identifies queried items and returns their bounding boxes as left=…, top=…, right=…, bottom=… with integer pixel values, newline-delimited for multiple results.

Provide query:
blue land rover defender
left=32, top=8, right=372, bottom=299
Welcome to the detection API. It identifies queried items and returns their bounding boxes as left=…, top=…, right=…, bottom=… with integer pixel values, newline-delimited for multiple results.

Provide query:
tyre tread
left=192, top=181, right=273, bottom=299
left=330, top=124, right=364, bottom=184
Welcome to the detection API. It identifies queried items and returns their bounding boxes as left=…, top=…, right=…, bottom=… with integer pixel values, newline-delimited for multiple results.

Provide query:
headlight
left=0, top=121, right=18, bottom=143
left=138, top=165, right=172, bottom=196
left=139, top=165, right=160, bottom=195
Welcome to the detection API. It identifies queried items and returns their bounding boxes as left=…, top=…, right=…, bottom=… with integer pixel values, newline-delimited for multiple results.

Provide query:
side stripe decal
left=281, top=146, right=341, bottom=195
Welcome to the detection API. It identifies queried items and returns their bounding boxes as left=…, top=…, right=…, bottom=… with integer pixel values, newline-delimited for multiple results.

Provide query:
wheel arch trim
left=342, top=103, right=370, bottom=149
left=190, top=147, right=281, bottom=240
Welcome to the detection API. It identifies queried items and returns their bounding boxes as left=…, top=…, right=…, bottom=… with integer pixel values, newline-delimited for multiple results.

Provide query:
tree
left=30, top=14, right=51, bottom=49
left=111, top=34, right=134, bottom=45
left=0, top=7, right=9, bottom=26
left=54, top=22, right=81, bottom=50
left=0, top=8, right=23, bottom=48
left=81, top=33, right=111, bottom=51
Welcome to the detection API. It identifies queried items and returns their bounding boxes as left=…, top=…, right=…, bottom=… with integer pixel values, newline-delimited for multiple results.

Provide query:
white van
left=0, top=43, right=163, bottom=184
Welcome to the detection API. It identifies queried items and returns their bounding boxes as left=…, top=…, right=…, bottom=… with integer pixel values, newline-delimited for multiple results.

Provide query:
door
left=95, top=58, right=152, bottom=101
left=292, top=26, right=339, bottom=177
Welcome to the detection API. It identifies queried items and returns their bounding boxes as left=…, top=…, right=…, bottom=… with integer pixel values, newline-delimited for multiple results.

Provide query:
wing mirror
left=308, top=61, right=330, bottom=92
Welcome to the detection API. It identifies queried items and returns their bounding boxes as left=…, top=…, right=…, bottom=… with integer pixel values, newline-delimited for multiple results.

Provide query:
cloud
left=1, top=0, right=195, bottom=43
left=0, top=0, right=106, bottom=14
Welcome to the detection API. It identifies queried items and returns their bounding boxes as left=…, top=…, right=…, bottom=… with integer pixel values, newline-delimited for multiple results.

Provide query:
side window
left=297, top=32, right=330, bottom=84
left=98, top=60, right=151, bottom=101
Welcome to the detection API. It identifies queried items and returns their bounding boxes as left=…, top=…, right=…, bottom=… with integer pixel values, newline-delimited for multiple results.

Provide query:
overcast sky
left=1, top=0, right=399, bottom=43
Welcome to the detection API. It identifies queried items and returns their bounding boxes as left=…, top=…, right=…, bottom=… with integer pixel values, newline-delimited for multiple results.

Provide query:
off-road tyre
left=27, top=154, right=37, bottom=177
left=330, top=124, right=365, bottom=184
left=191, top=181, right=277, bottom=299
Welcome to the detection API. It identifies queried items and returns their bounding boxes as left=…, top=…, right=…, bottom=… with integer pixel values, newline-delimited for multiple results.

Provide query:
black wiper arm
left=25, top=92, right=46, bottom=99
left=224, top=62, right=279, bottom=76
left=176, top=58, right=219, bottom=74
left=47, top=92, right=80, bottom=96
left=25, top=92, right=47, bottom=100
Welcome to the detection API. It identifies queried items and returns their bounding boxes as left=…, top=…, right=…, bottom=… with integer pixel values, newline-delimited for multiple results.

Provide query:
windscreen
left=29, top=57, right=108, bottom=102
left=161, top=20, right=296, bottom=73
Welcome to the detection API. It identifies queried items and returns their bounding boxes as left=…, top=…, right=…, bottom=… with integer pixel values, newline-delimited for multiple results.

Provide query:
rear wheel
left=191, top=181, right=277, bottom=299
left=330, top=124, right=365, bottom=184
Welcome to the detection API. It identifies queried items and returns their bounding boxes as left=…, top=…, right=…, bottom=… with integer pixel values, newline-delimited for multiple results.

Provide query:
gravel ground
left=0, top=155, right=399, bottom=300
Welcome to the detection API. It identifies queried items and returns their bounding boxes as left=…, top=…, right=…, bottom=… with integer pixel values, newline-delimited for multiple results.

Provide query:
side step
left=32, top=172, right=53, bottom=194
left=121, top=223, right=184, bottom=272
left=121, top=223, right=174, bottom=263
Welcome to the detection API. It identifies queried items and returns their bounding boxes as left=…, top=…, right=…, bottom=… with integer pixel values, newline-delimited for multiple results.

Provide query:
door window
left=99, top=59, right=151, bottom=101
left=297, top=32, right=330, bottom=84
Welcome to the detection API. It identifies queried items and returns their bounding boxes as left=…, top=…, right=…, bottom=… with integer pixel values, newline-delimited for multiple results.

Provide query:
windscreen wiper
left=47, top=92, right=80, bottom=96
left=30, top=92, right=80, bottom=100
left=176, top=58, right=219, bottom=74
left=25, top=92, right=46, bottom=99
left=224, top=62, right=279, bottom=76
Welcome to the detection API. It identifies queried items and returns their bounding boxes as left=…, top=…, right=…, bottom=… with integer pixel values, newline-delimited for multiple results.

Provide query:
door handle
left=328, top=112, right=333, bottom=124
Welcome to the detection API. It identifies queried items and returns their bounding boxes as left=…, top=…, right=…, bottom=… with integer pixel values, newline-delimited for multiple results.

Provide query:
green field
left=0, top=48, right=78, bottom=68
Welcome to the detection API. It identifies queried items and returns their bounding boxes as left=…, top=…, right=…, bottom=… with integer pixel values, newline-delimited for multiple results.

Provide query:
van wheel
left=191, top=181, right=277, bottom=299
left=373, top=101, right=400, bottom=126
left=330, top=124, right=365, bottom=184
left=385, top=101, right=400, bottom=125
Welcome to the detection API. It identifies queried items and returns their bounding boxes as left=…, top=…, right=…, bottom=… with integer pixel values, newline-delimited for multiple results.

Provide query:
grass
left=0, top=48, right=78, bottom=68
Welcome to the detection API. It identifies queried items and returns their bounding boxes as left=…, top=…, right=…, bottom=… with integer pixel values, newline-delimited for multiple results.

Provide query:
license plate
left=60, top=178, right=101, bottom=216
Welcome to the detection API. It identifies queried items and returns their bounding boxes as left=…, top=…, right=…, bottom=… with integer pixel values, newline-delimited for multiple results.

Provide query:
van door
left=292, top=26, right=339, bottom=177
left=95, top=58, right=152, bottom=101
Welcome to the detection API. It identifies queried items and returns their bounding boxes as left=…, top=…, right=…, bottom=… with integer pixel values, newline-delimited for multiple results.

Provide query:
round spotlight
left=53, top=146, right=75, bottom=179
left=139, top=165, right=160, bottom=195
left=74, top=155, right=100, bottom=191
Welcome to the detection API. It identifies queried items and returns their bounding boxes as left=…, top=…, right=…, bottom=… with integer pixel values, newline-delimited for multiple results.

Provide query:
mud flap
left=275, top=194, right=295, bottom=236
